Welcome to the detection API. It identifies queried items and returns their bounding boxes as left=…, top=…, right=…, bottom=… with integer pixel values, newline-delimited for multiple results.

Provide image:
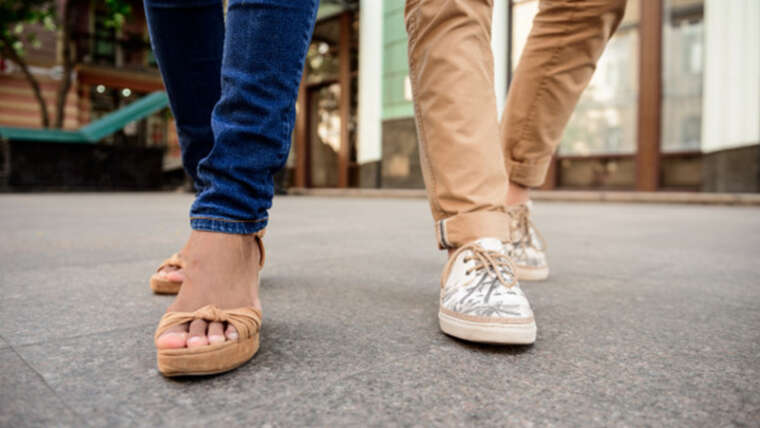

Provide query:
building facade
left=4, top=0, right=756, bottom=192
left=289, top=0, right=760, bottom=192
left=0, top=0, right=180, bottom=171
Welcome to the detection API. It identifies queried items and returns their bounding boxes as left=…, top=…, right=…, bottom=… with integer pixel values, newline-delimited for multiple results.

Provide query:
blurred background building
left=1, top=0, right=758, bottom=192
left=0, top=0, right=177, bottom=189
left=295, top=0, right=759, bottom=192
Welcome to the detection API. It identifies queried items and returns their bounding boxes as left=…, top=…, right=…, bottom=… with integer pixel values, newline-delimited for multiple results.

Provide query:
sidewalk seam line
left=5, top=340, right=91, bottom=427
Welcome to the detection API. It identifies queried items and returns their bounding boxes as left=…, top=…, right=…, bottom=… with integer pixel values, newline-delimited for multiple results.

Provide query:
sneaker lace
left=460, top=243, right=517, bottom=289
left=511, top=205, right=547, bottom=252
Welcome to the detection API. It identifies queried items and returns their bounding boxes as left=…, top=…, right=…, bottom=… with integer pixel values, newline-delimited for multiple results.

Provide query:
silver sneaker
left=439, top=238, right=536, bottom=344
left=504, top=202, right=549, bottom=281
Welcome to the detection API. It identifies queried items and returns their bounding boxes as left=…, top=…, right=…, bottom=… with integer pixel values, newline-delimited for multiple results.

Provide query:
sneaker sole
left=438, top=311, right=536, bottom=344
left=515, top=265, right=549, bottom=281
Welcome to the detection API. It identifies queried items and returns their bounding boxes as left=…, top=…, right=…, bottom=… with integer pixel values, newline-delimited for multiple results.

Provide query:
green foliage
left=0, top=0, right=56, bottom=55
left=0, top=0, right=132, bottom=57
left=0, top=0, right=134, bottom=128
left=103, top=0, right=132, bottom=29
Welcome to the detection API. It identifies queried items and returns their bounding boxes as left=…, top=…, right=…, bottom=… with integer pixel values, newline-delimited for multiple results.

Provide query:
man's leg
left=147, top=0, right=318, bottom=352
left=500, top=0, right=627, bottom=280
left=405, top=0, right=512, bottom=249
left=406, top=0, right=536, bottom=344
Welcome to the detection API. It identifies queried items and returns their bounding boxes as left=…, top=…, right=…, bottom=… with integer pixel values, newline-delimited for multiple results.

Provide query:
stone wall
left=702, top=144, right=760, bottom=192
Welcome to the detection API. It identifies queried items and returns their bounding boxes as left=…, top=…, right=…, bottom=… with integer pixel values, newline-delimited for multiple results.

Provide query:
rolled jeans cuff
left=435, top=210, right=511, bottom=250
left=507, top=157, right=552, bottom=188
left=190, top=216, right=268, bottom=235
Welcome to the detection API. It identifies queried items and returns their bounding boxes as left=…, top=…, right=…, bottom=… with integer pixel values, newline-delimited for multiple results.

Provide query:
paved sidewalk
left=1, top=193, right=758, bottom=427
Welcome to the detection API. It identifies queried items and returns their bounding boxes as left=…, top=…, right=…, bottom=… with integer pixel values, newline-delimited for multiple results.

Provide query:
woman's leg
left=144, top=0, right=224, bottom=191
left=190, top=0, right=318, bottom=233
left=144, top=0, right=225, bottom=286
left=146, top=0, right=318, bottom=349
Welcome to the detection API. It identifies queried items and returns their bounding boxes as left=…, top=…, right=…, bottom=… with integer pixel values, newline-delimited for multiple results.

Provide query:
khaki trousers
left=405, top=0, right=626, bottom=249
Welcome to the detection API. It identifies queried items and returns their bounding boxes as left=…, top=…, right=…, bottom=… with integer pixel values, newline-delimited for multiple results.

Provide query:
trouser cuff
left=190, top=216, right=268, bottom=235
left=507, top=156, right=552, bottom=188
left=435, top=210, right=511, bottom=250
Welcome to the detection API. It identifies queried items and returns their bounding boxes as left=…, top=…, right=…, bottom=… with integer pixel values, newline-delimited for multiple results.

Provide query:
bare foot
left=155, top=230, right=262, bottom=350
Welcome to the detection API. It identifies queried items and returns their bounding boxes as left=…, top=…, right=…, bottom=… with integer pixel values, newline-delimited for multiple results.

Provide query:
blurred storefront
left=289, top=0, right=759, bottom=192
left=289, top=4, right=360, bottom=188
left=0, top=0, right=180, bottom=176
left=5, top=0, right=754, bottom=192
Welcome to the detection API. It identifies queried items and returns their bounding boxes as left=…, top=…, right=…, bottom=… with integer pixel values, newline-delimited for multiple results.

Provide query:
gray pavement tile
left=212, top=338, right=760, bottom=427
left=0, top=348, right=83, bottom=427
left=7, top=243, right=448, bottom=426
left=14, top=307, right=427, bottom=427
left=531, top=202, right=760, bottom=282
left=0, top=250, right=440, bottom=349
left=208, top=265, right=760, bottom=427
left=0, top=193, right=193, bottom=274
left=0, top=260, right=172, bottom=347
left=2, top=194, right=759, bottom=426
left=7, top=242, right=450, bottom=426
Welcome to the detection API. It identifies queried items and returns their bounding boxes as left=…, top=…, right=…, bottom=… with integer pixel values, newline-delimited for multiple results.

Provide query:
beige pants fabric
left=405, top=0, right=626, bottom=249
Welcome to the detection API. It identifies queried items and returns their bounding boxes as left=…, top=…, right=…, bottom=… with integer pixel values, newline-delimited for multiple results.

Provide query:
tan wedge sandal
left=150, top=254, right=183, bottom=294
left=154, top=305, right=262, bottom=376
left=154, top=232, right=266, bottom=377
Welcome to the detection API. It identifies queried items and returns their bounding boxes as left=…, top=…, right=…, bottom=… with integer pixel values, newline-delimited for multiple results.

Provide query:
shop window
left=661, top=0, right=704, bottom=153
left=510, top=0, right=640, bottom=156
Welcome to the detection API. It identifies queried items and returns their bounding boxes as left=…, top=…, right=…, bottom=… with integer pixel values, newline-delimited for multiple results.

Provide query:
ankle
left=170, top=231, right=263, bottom=309
left=182, top=230, right=261, bottom=266
left=506, top=182, right=530, bottom=206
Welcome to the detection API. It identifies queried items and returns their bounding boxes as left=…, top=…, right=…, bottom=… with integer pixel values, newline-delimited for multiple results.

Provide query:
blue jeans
left=144, top=0, right=318, bottom=234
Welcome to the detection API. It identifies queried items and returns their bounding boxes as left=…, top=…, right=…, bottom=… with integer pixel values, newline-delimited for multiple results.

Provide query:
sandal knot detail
left=150, top=253, right=184, bottom=295
left=154, top=304, right=263, bottom=377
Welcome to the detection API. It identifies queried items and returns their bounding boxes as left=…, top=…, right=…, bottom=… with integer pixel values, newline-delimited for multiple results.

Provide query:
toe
left=156, top=323, right=188, bottom=349
left=225, top=324, right=239, bottom=341
left=187, top=319, right=209, bottom=348
left=156, top=265, right=183, bottom=282
left=207, top=322, right=226, bottom=345
left=165, top=270, right=184, bottom=283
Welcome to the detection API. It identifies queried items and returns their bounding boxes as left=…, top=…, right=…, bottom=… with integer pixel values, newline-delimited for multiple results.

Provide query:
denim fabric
left=144, top=0, right=318, bottom=234
left=144, top=0, right=223, bottom=191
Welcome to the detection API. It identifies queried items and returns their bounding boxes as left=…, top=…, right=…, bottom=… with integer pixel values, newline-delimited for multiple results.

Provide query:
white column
left=491, top=0, right=509, bottom=119
left=701, top=0, right=760, bottom=152
left=357, top=0, right=383, bottom=164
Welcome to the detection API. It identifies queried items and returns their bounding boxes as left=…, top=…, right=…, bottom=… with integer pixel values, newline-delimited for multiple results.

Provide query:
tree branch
left=54, top=1, right=73, bottom=129
left=0, top=34, right=50, bottom=128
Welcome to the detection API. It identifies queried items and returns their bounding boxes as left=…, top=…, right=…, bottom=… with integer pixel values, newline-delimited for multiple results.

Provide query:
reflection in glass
left=561, top=27, right=638, bottom=155
left=661, top=0, right=704, bottom=152
left=309, top=84, right=341, bottom=187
